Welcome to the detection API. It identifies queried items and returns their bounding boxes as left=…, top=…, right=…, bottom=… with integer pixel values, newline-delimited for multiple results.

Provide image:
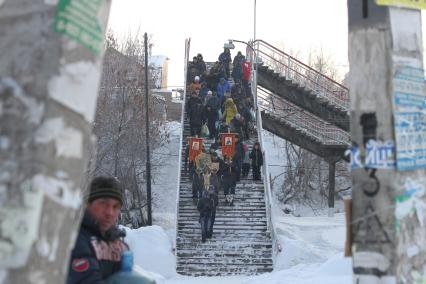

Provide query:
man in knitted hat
left=67, top=176, right=129, bottom=284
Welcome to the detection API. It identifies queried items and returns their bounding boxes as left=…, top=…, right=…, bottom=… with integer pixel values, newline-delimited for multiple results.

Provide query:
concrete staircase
left=176, top=116, right=273, bottom=276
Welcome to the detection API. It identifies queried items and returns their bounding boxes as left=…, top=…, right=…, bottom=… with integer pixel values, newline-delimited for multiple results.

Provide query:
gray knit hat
left=88, top=176, right=123, bottom=205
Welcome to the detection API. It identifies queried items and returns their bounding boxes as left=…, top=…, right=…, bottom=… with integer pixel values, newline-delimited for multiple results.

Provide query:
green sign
left=376, top=0, right=426, bottom=9
left=54, top=0, right=104, bottom=53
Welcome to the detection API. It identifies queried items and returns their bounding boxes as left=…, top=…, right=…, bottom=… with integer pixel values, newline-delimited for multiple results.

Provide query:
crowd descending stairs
left=176, top=116, right=273, bottom=276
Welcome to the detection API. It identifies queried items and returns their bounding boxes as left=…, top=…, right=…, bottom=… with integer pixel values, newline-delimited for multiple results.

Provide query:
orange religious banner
left=188, top=137, right=203, bottom=162
left=221, top=133, right=237, bottom=160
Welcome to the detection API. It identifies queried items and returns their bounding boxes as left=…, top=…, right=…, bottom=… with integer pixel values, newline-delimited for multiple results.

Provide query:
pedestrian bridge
left=174, top=39, right=350, bottom=276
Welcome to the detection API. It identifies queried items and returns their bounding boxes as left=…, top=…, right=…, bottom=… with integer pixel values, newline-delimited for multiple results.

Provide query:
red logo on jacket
left=72, top=258, right=90, bottom=272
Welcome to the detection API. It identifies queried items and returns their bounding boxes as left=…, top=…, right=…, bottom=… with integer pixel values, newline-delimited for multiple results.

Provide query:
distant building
left=152, top=88, right=183, bottom=121
left=149, top=55, right=169, bottom=89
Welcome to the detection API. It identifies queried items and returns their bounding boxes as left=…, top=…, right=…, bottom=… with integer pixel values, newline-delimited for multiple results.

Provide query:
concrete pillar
left=0, top=1, right=112, bottom=283
left=328, top=159, right=336, bottom=217
left=348, top=0, right=426, bottom=283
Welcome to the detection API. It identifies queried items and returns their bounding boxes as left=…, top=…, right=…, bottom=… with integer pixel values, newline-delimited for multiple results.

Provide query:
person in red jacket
left=242, top=58, right=252, bottom=97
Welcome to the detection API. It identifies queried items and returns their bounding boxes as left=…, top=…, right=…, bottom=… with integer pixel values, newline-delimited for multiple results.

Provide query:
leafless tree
left=92, top=31, right=169, bottom=228
left=270, top=47, right=351, bottom=213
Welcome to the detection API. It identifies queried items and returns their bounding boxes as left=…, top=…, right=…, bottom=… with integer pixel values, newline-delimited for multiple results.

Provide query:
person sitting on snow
left=67, top=177, right=129, bottom=284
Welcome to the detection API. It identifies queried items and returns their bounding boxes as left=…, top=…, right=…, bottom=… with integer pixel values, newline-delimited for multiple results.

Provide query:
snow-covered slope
left=128, top=121, right=353, bottom=283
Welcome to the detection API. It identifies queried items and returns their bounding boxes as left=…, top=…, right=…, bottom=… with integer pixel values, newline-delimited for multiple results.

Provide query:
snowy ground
left=126, top=122, right=353, bottom=283
left=151, top=120, right=181, bottom=232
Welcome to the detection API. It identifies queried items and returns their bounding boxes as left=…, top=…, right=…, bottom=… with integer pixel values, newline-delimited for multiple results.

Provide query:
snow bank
left=243, top=255, right=352, bottom=284
left=122, top=225, right=177, bottom=279
left=152, top=121, right=181, bottom=229
left=273, top=214, right=346, bottom=271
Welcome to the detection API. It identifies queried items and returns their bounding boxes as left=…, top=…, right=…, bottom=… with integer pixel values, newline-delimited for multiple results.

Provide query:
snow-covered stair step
left=176, top=100, right=272, bottom=276
left=176, top=265, right=273, bottom=276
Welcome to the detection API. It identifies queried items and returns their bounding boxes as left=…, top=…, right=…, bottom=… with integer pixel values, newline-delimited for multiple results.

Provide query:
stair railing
left=253, top=39, right=349, bottom=112
left=175, top=38, right=191, bottom=268
left=257, top=87, right=350, bottom=146
left=248, top=41, right=282, bottom=263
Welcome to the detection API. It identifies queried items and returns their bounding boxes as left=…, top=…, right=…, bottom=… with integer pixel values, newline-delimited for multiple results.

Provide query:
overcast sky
left=108, top=0, right=425, bottom=88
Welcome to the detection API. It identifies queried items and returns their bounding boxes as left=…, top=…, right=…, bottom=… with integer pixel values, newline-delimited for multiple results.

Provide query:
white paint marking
left=353, top=275, right=396, bottom=284
left=0, top=185, right=44, bottom=268
left=33, top=174, right=82, bottom=210
left=36, top=237, right=50, bottom=258
left=0, top=77, right=44, bottom=124
left=353, top=251, right=390, bottom=272
left=47, top=61, right=101, bottom=122
left=0, top=136, right=10, bottom=150
left=44, top=0, right=58, bottom=5
left=35, top=117, right=83, bottom=159
left=406, top=245, right=419, bottom=258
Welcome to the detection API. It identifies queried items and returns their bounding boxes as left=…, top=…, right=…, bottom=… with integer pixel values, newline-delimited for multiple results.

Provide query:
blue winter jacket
left=67, top=212, right=129, bottom=284
left=216, top=81, right=231, bottom=99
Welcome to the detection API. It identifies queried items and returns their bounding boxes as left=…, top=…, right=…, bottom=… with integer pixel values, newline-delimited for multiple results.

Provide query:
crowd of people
left=64, top=48, right=265, bottom=283
left=185, top=48, right=264, bottom=243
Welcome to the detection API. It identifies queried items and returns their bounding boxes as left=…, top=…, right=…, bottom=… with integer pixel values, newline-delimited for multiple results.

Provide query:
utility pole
left=348, top=1, right=426, bottom=283
left=144, top=32, right=153, bottom=226
left=0, top=1, right=112, bottom=283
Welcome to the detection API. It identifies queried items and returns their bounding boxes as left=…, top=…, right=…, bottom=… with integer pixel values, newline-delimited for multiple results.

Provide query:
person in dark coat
left=241, top=143, right=251, bottom=178
left=197, top=191, right=215, bottom=242
left=250, top=142, right=264, bottom=180
left=221, top=156, right=237, bottom=205
left=205, top=104, right=218, bottom=140
left=192, top=168, right=204, bottom=200
left=186, top=91, right=205, bottom=137
left=67, top=177, right=129, bottom=284
left=206, top=91, right=221, bottom=113
left=199, top=81, right=209, bottom=102
left=218, top=48, right=232, bottom=78
left=206, top=185, right=218, bottom=238
left=231, top=81, right=245, bottom=106
left=232, top=51, right=244, bottom=83
left=238, top=101, right=252, bottom=140
left=196, top=53, right=207, bottom=78
left=188, top=56, right=199, bottom=83
left=230, top=114, right=245, bottom=141
left=232, top=135, right=245, bottom=182
left=207, top=61, right=226, bottom=90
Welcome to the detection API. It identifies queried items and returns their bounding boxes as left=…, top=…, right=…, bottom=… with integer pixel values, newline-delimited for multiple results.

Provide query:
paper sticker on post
left=53, top=0, right=104, bottom=53
left=350, top=140, right=396, bottom=169
left=392, top=64, right=426, bottom=170
left=0, top=185, right=44, bottom=268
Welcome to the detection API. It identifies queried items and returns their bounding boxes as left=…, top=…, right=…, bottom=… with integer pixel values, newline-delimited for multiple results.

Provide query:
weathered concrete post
left=348, top=0, right=426, bottom=283
left=0, top=1, right=112, bottom=283
left=327, top=159, right=336, bottom=217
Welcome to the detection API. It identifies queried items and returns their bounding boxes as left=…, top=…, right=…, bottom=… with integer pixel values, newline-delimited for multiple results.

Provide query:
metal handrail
left=245, top=42, right=281, bottom=264
left=174, top=38, right=191, bottom=268
left=258, top=87, right=350, bottom=146
left=253, top=39, right=349, bottom=112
